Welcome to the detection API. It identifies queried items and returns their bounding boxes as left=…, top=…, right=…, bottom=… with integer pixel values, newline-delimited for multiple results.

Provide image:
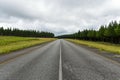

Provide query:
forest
left=0, top=27, right=54, bottom=38
left=58, top=21, right=120, bottom=44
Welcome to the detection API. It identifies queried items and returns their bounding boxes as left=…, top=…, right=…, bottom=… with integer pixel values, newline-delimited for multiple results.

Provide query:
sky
left=0, top=0, right=120, bottom=36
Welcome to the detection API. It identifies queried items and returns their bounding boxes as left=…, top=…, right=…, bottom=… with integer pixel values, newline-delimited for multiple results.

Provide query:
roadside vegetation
left=58, top=21, right=120, bottom=44
left=67, top=39, right=120, bottom=54
left=0, top=27, right=54, bottom=38
left=0, top=36, right=55, bottom=55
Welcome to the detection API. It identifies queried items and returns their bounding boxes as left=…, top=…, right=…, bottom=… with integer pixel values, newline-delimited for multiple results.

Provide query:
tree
left=0, top=27, right=54, bottom=38
left=104, top=22, right=116, bottom=43
left=98, top=26, right=105, bottom=41
left=115, top=23, right=120, bottom=43
left=57, top=20, right=120, bottom=44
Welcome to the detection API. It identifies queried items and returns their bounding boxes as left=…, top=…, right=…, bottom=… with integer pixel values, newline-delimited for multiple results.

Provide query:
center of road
left=59, top=41, right=63, bottom=80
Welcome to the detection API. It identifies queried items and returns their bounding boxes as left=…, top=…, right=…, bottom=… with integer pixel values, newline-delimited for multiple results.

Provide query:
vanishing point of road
left=0, top=39, right=120, bottom=80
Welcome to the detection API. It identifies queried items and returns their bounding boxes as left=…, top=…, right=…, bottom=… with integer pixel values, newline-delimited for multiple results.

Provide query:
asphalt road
left=0, top=39, right=120, bottom=80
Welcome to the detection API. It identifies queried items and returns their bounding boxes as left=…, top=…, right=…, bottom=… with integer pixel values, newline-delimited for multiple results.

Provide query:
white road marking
left=59, top=40, right=62, bottom=80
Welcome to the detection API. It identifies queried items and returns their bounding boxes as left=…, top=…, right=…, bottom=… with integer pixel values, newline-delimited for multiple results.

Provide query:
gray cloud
left=0, top=0, right=120, bottom=36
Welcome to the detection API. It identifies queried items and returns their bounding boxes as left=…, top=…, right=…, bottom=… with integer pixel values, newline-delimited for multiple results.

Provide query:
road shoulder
left=0, top=41, right=52, bottom=64
left=67, top=40, right=120, bottom=64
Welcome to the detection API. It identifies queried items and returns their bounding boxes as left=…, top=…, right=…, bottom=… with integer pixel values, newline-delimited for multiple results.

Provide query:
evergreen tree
left=0, top=27, right=54, bottom=38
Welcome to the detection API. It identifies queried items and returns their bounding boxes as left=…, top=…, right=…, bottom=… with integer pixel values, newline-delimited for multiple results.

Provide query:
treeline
left=58, top=21, right=120, bottom=44
left=0, top=27, right=54, bottom=38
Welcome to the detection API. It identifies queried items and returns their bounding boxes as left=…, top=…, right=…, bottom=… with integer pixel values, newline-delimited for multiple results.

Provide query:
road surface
left=0, top=39, right=120, bottom=80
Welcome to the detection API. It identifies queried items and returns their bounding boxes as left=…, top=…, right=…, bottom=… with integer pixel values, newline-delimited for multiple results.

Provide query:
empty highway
left=0, top=39, right=120, bottom=80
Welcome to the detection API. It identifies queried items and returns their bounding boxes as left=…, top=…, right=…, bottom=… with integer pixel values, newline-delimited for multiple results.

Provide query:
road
left=0, top=39, right=120, bottom=80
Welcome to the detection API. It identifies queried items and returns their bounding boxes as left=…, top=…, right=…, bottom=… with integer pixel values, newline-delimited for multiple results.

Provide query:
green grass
left=0, top=36, right=56, bottom=54
left=66, top=39, right=120, bottom=54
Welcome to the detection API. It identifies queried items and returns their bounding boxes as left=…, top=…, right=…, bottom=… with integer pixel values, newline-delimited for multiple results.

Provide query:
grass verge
left=66, top=39, right=120, bottom=54
left=0, top=36, right=56, bottom=55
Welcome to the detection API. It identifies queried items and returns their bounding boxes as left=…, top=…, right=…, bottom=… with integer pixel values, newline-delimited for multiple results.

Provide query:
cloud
left=0, top=0, right=120, bottom=36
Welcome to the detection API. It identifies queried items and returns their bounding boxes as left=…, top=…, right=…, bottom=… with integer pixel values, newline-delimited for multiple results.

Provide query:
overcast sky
left=0, top=0, right=120, bottom=35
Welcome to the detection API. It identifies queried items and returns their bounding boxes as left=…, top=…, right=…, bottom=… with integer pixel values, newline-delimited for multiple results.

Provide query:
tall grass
left=0, top=36, right=36, bottom=46
left=0, top=36, right=55, bottom=54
